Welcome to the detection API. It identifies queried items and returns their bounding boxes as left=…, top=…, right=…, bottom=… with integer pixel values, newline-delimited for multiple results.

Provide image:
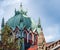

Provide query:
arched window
left=28, top=33, right=32, bottom=44
left=15, top=30, right=20, bottom=38
left=29, top=33, right=32, bottom=40
left=24, top=31, right=27, bottom=38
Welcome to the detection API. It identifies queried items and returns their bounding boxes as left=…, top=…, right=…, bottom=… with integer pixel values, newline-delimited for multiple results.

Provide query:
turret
left=1, top=17, right=4, bottom=28
left=37, top=17, right=46, bottom=50
left=15, top=8, right=20, bottom=16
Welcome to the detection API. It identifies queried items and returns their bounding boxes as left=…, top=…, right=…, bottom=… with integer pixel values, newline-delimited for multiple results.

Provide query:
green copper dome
left=7, top=9, right=36, bottom=30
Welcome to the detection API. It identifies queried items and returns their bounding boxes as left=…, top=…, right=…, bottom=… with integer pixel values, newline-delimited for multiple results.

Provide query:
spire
left=37, top=17, right=41, bottom=28
left=37, top=18, right=46, bottom=50
left=1, top=17, right=4, bottom=28
left=15, top=8, right=16, bottom=16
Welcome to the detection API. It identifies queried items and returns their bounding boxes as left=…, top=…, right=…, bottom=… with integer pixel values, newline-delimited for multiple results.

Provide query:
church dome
left=6, top=5, right=36, bottom=30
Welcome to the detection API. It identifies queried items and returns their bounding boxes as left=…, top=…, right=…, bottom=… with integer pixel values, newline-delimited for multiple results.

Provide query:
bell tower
left=37, top=18, right=46, bottom=50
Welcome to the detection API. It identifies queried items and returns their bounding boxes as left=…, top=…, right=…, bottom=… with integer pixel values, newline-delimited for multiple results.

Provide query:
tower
left=1, top=17, right=4, bottom=28
left=37, top=18, right=46, bottom=50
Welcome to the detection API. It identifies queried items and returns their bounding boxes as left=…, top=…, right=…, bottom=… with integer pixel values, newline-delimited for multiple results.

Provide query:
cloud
left=45, top=35, right=53, bottom=42
left=44, top=24, right=60, bottom=42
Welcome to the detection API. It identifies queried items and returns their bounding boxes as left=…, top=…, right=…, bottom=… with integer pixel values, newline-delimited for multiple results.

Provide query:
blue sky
left=0, top=0, right=60, bottom=42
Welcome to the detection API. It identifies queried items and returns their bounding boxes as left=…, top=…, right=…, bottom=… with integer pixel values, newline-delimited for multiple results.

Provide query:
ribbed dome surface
left=7, top=12, right=36, bottom=30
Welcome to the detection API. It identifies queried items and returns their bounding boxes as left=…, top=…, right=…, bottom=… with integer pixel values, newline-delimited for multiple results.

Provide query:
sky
left=0, top=0, right=60, bottom=42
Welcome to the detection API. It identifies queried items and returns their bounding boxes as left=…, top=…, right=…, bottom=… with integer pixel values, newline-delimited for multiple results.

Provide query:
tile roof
left=28, top=45, right=38, bottom=50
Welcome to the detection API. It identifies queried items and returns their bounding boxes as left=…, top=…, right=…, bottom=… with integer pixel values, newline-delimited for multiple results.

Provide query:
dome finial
left=20, top=2, right=23, bottom=14
left=20, top=2, right=23, bottom=10
left=20, top=2, right=22, bottom=7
